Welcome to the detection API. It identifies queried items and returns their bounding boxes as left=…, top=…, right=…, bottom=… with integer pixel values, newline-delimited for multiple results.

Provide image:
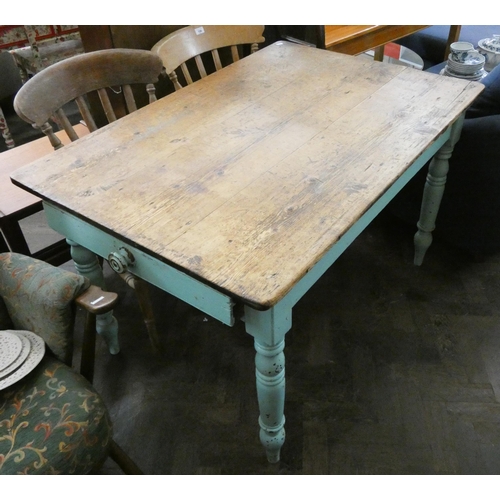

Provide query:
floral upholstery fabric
left=0, top=355, right=112, bottom=474
left=0, top=253, right=89, bottom=363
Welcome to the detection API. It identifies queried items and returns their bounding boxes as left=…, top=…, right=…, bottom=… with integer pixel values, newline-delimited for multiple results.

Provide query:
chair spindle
left=212, top=49, right=223, bottom=71
left=123, top=84, right=137, bottom=113
left=180, top=63, right=194, bottom=85
left=169, top=70, right=183, bottom=90
left=230, top=46, right=240, bottom=63
left=146, top=84, right=157, bottom=103
left=97, top=88, right=117, bottom=123
left=75, top=95, right=98, bottom=132
left=194, top=54, right=208, bottom=79
left=54, top=108, right=79, bottom=142
left=40, top=121, right=63, bottom=149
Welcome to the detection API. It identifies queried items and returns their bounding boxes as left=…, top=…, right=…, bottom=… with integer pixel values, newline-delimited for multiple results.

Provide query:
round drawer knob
left=108, top=248, right=135, bottom=274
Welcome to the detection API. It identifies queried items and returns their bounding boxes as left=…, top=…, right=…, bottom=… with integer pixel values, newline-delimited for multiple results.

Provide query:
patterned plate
left=0, top=331, right=30, bottom=378
left=0, top=331, right=23, bottom=371
left=0, top=330, right=45, bottom=391
left=446, top=59, right=484, bottom=74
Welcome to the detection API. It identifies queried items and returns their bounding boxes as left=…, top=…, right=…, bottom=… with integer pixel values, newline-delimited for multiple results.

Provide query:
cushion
left=0, top=253, right=89, bottom=362
left=0, top=356, right=112, bottom=474
left=466, top=63, right=500, bottom=118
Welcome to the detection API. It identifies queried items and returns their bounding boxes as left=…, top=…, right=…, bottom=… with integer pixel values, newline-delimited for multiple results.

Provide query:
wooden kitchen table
left=11, top=41, right=483, bottom=463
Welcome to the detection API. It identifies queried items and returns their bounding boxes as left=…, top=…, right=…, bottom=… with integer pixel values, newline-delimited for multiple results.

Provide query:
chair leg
left=0, top=105, right=15, bottom=149
left=133, top=277, right=162, bottom=352
left=108, top=439, right=144, bottom=474
left=117, top=272, right=161, bottom=352
left=80, top=310, right=97, bottom=384
left=77, top=285, right=120, bottom=382
left=74, top=287, right=142, bottom=475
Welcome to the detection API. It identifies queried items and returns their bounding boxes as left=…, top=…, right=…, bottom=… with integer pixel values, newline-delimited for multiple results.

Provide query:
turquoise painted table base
left=43, top=114, right=462, bottom=462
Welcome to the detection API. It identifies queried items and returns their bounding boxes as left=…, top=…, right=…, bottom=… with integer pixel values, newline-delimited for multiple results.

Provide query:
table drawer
left=43, top=203, right=235, bottom=327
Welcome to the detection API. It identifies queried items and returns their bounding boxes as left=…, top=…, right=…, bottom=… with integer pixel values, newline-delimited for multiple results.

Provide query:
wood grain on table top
left=11, top=42, right=484, bottom=308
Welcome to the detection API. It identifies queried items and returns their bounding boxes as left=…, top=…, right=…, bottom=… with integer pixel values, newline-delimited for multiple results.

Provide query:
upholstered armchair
left=0, top=252, right=140, bottom=474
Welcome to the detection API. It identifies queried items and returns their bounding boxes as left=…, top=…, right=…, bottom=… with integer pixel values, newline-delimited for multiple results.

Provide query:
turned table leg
left=67, top=239, right=120, bottom=354
left=254, top=338, right=286, bottom=463
left=244, top=304, right=291, bottom=463
left=414, top=114, right=465, bottom=266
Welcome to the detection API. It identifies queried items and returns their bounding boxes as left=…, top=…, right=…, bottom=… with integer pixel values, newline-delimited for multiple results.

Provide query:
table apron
left=43, top=203, right=235, bottom=327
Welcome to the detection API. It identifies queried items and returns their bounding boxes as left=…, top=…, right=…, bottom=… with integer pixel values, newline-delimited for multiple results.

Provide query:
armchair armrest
left=76, top=285, right=118, bottom=315
left=75, top=284, right=118, bottom=383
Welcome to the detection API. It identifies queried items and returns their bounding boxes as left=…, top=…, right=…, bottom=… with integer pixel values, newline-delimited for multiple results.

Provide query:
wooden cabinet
left=79, top=25, right=185, bottom=52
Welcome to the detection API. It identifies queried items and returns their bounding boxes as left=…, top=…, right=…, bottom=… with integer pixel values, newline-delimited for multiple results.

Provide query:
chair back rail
left=14, top=48, right=163, bottom=149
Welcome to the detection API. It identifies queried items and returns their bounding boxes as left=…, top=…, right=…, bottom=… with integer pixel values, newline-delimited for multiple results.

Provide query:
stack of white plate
left=441, top=51, right=488, bottom=81
left=0, top=330, right=45, bottom=390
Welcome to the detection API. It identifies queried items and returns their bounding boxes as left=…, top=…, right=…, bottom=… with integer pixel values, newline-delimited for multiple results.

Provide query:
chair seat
left=0, top=355, right=112, bottom=474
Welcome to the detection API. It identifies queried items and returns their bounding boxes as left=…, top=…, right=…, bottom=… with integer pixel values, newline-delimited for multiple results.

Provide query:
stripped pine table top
left=11, top=42, right=483, bottom=309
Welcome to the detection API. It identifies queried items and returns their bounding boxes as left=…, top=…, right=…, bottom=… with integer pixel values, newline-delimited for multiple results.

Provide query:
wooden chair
left=12, top=48, right=164, bottom=355
left=0, top=252, right=142, bottom=474
left=151, top=25, right=265, bottom=90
